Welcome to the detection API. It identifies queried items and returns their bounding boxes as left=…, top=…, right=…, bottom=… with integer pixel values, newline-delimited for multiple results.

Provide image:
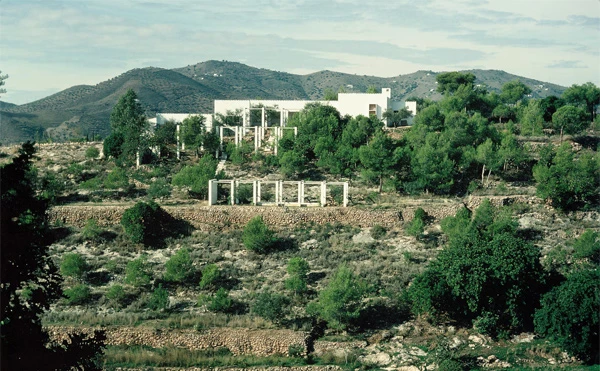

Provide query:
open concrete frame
left=208, top=179, right=348, bottom=207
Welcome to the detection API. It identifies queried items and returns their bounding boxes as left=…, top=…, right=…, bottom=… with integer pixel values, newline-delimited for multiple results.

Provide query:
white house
left=212, top=88, right=416, bottom=127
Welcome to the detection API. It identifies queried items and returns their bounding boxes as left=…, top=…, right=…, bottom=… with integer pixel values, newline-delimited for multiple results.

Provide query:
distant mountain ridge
left=0, top=60, right=566, bottom=144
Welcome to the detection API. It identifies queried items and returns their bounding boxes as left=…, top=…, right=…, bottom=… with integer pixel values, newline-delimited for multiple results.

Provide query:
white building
left=212, top=88, right=416, bottom=127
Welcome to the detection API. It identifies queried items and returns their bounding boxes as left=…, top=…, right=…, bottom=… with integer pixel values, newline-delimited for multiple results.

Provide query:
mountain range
left=0, top=60, right=567, bottom=144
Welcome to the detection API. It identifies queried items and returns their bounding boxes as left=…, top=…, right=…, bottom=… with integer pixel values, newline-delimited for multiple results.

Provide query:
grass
left=103, top=345, right=363, bottom=370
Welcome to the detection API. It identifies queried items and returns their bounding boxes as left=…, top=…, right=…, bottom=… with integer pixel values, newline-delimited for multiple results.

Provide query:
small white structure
left=208, top=179, right=348, bottom=207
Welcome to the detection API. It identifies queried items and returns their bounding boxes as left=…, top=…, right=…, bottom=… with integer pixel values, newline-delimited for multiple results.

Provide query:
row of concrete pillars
left=208, top=180, right=348, bottom=207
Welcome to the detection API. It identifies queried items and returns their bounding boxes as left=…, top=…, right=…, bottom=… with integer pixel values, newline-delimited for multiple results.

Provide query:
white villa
left=151, top=88, right=416, bottom=157
left=154, top=88, right=416, bottom=130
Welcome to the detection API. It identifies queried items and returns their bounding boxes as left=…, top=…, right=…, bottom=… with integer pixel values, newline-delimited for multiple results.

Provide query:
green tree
left=172, top=155, right=219, bottom=199
left=109, top=89, right=148, bottom=163
left=147, top=284, right=169, bottom=311
left=552, top=105, right=588, bottom=137
left=533, top=144, right=599, bottom=210
left=198, top=264, right=221, bottom=290
left=147, top=178, right=172, bottom=199
left=410, top=133, right=455, bottom=194
left=323, top=88, right=338, bottom=101
left=124, top=255, right=152, bottom=287
left=104, top=167, right=130, bottom=189
left=409, top=202, right=546, bottom=335
left=60, top=253, right=89, bottom=279
left=242, top=216, right=276, bottom=253
left=310, top=265, right=368, bottom=330
left=406, top=208, right=428, bottom=237
left=366, top=85, right=378, bottom=93
left=103, top=131, right=124, bottom=159
left=181, top=115, right=206, bottom=157
left=519, top=100, right=544, bottom=136
left=121, top=201, right=163, bottom=244
left=491, top=104, right=515, bottom=124
left=436, top=72, right=476, bottom=95
left=534, top=269, right=599, bottom=364
left=164, top=248, right=194, bottom=283
left=0, top=70, right=7, bottom=96
left=1, top=142, right=105, bottom=370
left=285, top=257, right=310, bottom=295
left=252, top=291, right=290, bottom=323
left=105, top=284, right=126, bottom=307
left=64, top=284, right=91, bottom=305
left=359, top=131, right=398, bottom=192
left=562, top=82, right=600, bottom=121
left=500, top=80, right=531, bottom=104
left=540, top=95, right=565, bottom=123
left=151, top=120, right=177, bottom=157
left=208, top=288, right=233, bottom=312
left=383, top=107, right=412, bottom=127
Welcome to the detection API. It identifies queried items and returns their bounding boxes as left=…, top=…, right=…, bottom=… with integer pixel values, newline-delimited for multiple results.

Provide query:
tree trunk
left=486, top=169, right=492, bottom=187
left=378, top=176, right=383, bottom=193
left=481, top=164, right=486, bottom=184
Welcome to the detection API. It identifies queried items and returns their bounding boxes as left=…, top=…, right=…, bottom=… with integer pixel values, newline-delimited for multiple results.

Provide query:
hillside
left=0, top=61, right=567, bottom=144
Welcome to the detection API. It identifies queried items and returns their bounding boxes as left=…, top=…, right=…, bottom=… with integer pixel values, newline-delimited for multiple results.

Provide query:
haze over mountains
left=0, top=60, right=567, bottom=144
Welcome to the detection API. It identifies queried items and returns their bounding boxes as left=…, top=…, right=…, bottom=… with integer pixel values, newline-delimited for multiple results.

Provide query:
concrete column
left=230, top=180, right=236, bottom=205
left=277, top=181, right=282, bottom=205
left=208, top=179, right=218, bottom=206
left=294, top=127, right=298, bottom=137
left=321, top=181, right=327, bottom=207
left=280, top=108, right=284, bottom=126
left=298, top=181, right=304, bottom=206
left=256, top=181, right=261, bottom=205
left=273, top=127, right=279, bottom=156
left=255, top=127, right=260, bottom=152
left=243, top=107, right=248, bottom=127
left=261, top=107, right=265, bottom=128
left=219, top=127, right=224, bottom=151
left=343, top=182, right=349, bottom=207
left=176, top=124, right=180, bottom=160
left=136, top=151, right=141, bottom=168
left=252, top=181, right=258, bottom=205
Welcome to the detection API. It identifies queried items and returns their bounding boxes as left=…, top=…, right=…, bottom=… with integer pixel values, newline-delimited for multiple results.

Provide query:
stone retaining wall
left=48, top=196, right=540, bottom=230
left=47, top=326, right=308, bottom=357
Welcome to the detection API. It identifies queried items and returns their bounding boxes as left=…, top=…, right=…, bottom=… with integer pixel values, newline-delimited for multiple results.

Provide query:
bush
left=60, top=253, right=89, bottom=279
left=208, top=288, right=232, bottom=313
left=120, top=201, right=162, bottom=244
left=198, top=264, right=221, bottom=290
left=310, top=264, right=368, bottom=330
left=252, top=291, right=290, bottom=323
left=285, top=257, right=310, bottom=295
left=105, top=284, right=126, bottom=307
left=242, top=216, right=276, bottom=253
left=64, top=284, right=91, bottom=305
left=534, top=269, right=599, bottom=364
left=172, top=156, right=218, bottom=199
left=81, top=219, right=103, bottom=242
left=370, top=224, right=387, bottom=240
left=164, top=248, right=194, bottom=283
left=104, top=167, right=129, bottom=190
left=406, top=207, right=428, bottom=237
left=85, top=146, right=100, bottom=159
left=147, top=178, right=172, bottom=199
left=124, top=256, right=152, bottom=287
left=147, top=284, right=169, bottom=311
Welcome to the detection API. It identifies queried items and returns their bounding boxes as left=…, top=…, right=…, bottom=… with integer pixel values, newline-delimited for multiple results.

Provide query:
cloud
left=568, top=15, right=600, bottom=31
left=546, top=60, right=588, bottom=69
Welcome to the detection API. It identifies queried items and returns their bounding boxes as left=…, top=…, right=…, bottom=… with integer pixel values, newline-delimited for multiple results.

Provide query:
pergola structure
left=208, top=179, right=348, bottom=207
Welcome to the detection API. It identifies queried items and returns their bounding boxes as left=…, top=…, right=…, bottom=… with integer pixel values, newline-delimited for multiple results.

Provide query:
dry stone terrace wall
left=47, top=196, right=539, bottom=230
left=47, top=326, right=308, bottom=357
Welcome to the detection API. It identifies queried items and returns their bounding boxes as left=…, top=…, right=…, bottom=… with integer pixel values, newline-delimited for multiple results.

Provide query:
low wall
left=47, top=196, right=540, bottom=230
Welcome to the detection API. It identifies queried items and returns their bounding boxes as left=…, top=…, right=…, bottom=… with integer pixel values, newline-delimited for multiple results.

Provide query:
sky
left=1, top=0, right=599, bottom=105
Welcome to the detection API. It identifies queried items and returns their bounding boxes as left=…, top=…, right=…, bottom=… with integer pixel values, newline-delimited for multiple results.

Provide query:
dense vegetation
left=1, top=74, right=599, bottom=369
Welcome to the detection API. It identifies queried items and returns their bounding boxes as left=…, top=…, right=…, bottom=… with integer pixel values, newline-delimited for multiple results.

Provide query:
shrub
left=64, top=284, right=91, bottom=305
left=370, top=224, right=387, bottom=240
left=147, top=178, right=172, bottom=199
left=164, top=248, right=194, bottom=283
left=208, top=288, right=232, bottom=313
left=406, top=208, right=428, bottom=237
left=79, top=176, right=103, bottom=190
left=147, top=284, right=169, bottom=311
left=120, top=201, right=162, bottom=244
left=288, top=344, right=304, bottom=357
left=171, top=156, right=218, bottom=199
left=85, top=146, right=100, bottom=159
left=104, top=167, right=129, bottom=189
left=124, top=255, right=152, bottom=287
left=534, top=269, right=599, bottom=364
left=60, top=253, right=89, bottom=279
left=285, top=257, right=310, bottom=295
left=81, top=219, right=103, bottom=242
left=310, top=264, right=368, bottom=330
left=198, top=264, right=221, bottom=290
left=242, top=216, right=276, bottom=253
left=252, top=291, right=290, bottom=323
left=105, top=284, right=126, bottom=307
